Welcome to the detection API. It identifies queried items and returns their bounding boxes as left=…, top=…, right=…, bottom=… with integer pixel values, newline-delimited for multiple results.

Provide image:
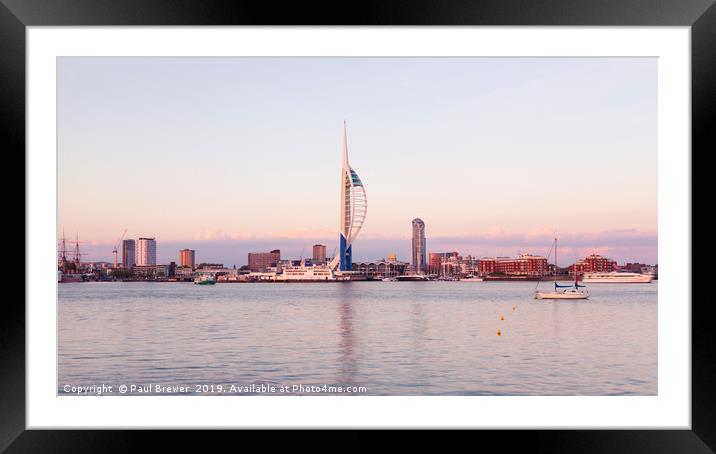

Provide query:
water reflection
left=336, top=284, right=357, bottom=386
left=58, top=281, right=658, bottom=396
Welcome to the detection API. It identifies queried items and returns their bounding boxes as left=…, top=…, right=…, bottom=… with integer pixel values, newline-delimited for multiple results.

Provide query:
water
left=58, top=281, right=657, bottom=396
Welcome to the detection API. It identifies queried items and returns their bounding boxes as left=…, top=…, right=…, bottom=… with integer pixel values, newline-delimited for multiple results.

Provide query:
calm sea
left=58, top=281, right=657, bottom=396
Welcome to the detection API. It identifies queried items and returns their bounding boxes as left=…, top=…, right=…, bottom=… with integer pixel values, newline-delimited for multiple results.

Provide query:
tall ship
left=582, top=272, right=653, bottom=283
left=57, top=231, right=86, bottom=283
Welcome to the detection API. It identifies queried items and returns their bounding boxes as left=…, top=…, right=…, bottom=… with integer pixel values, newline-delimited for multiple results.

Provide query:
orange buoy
left=496, top=329, right=502, bottom=336
left=500, top=315, right=505, bottom=321
left=512, top=305, right=516, bottom=311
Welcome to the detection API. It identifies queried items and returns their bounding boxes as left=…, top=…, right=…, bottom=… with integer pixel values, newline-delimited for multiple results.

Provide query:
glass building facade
left=412, top=218, right=427, bottom=274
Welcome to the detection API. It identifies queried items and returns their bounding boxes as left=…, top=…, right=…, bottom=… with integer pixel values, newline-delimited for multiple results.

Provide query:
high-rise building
left=179, top=249, right=195, bottom=269
left=312, top=244, right=326, bottom=263
left=248, top=249, right=281, bottom=272
left=136, top=237, right=157, bottom=266
left=338, top=122, right=367, bottom=272
left=122, top=239, right=136, bottom=268
left=411, top=218, right=427, bottom=274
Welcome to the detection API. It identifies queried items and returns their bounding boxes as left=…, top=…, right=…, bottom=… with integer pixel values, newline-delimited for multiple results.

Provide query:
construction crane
left=112, top=228, right=128, bottom=268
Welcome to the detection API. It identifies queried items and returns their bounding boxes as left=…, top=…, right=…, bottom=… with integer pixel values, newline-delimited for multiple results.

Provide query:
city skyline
left=68, top=226, right=658, bottom=267
left=58, top=57, right=657, bottom=264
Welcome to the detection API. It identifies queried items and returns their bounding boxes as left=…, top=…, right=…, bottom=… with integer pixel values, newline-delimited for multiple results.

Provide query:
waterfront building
left=478, top=258, right=496, bottom=275
left=352, top=260, right=408, bottom=278
left=584, top=254, right=617, bottom=272
left=136, top=237, right=156, bottom=266
left=411, top=218, right=427, bottom=274
left=460, top=255, right=479, bottom=276
left=179, top=249, right=196, bottom=269
left=197, top=263, right=226, bottom=270
left=155, top=264, right=170, bottom=279
left=334, top=122, right=367, bottom=272
left=429, top=251, right=459, bottom=275
left=572, top=254, right=618, bottom=273
left=174, top=266, right=195, bottom=281
left=248, top=250, right=280, bottom=272
left=478, top=254, right=548, bottom=277
left=133, top=264, right=156, bottom=277
left=312, top=244, right=326, bottom=263
left=122, top=239, right=136, bottom=268
left=195, top=267, right=237, bottom=278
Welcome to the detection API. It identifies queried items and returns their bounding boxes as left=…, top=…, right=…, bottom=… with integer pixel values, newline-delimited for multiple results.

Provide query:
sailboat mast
left=554, top=237, right=557, bottom=287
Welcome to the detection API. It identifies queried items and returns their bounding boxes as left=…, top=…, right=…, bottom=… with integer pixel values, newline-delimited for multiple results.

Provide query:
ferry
left=582, top=272, right=653, bottom=283
left=194, top=274, right=216, bottom=285
left=275, top=261, right=336, bottom=281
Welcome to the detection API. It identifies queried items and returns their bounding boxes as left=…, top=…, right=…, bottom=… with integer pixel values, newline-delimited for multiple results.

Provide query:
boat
left=194, top=274, right=216, bottom=285
left=582, top=272, right=652, bottom=283
left=396, top=274, right=428, bottom=281
left=275, top=261, right=336, bottom=281
left=462, top=275, right=483, bottom=282
left=59, top=272, right=83, bottom=283
left=382, top=277, right=397, bottom=282
left=534, top=238, right=589, bottom=300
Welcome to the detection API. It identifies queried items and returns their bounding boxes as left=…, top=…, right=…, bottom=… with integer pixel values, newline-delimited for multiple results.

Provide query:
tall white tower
left=337, top=122, right=367, bottom=272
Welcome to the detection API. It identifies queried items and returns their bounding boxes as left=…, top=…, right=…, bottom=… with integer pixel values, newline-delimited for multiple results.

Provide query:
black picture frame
left=4, top=0, right=713, bottom=448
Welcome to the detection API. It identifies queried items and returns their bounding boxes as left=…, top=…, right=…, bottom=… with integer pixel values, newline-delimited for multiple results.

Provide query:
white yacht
left=396, top=274, right=428, bottom=281
left=534, top=238, right=589, bottom=300
left=582, top=272, right=652, bottom=283
left=461, top=275, right=483, bottom=282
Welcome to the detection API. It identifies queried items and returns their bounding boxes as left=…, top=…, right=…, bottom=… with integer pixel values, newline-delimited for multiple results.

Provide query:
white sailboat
left=534, top=238, right=589, bottom=300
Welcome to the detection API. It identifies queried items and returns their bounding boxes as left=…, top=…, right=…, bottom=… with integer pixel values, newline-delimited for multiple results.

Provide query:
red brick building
left=248, top=249, right=281, bottom=272
left=477, top=258, right=496, bottom=275
left=478, top=254, right=548, bottom=276
left=572, top=254, right=617, bottom=273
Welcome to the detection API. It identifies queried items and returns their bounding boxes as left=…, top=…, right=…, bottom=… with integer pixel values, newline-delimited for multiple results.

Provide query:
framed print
left=5, top=0, right=714, bottom=448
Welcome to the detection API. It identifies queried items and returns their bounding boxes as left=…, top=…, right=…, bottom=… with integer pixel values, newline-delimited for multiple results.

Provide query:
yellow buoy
left=500, top=315, right=505, bottom=321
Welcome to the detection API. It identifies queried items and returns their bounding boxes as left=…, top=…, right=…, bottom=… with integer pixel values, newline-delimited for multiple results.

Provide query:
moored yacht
left=396, top=274, right=428, bottom=281
left=534, top=238, right=589, bottom=300
left=582, top=272, right=652, bottom=283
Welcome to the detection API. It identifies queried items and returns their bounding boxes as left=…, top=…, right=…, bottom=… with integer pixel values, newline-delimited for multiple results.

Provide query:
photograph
left=57, top=56, right=658, bottom=397
left=7, top=0, right=711, bottom=445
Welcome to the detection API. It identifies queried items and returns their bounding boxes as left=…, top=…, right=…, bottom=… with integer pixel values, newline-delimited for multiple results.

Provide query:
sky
left=57, top=57, right=657, bottom=265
